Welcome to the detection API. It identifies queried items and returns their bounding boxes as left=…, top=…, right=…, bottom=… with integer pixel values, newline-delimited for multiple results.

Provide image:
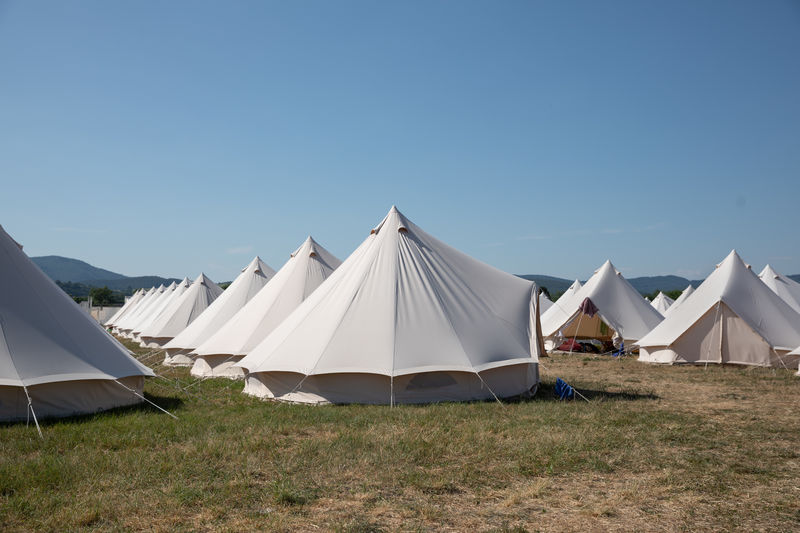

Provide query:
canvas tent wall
left=558, top=280, right=582, bottom=302
left=758, top=265, right=800, bottom=315
left=638, top=251, right=800, bottom=368
left=0, top=225, right=154, bottom=421
left=131, top=278, right=192, bottom=342
left=650, top=292, right=674, bottom=315
left=138, top=273, right=223, bottom=348
left=163, top=256, right=275, bottom=368
left=131, top=281, right=181, bottom=340
left=538, top=291, right=554, bottom=314
left=189, top=237, right=341, bottom=377
left=540, top=261, right=663, bottom=350
left=104, top=289, right=144, bottom=327
left=111, top=286, right=156, bottom=334
left=665, top=285, right=694, bottom=316
left=235, top=206, right=542, bottom=405
left=116, top=284, right=167, bottom=337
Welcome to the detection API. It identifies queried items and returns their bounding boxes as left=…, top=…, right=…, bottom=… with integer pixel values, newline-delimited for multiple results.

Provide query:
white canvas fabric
left=189, top=238, right=341, bottom=377
left=558, top=280, right=582, bottom=302
left=138, top=273, right=223, bottom=348
left=0, top=225, right=153, bottom=421
left=163, top=257, right=275, bottom=367
left=541, top=260, right=664, bottom=349
left=665, top=285, right=694, bottom=316
left=132, top=278, right=192, bottom=340
left=758, top=265, right=800, bottom=315
left=116, top=284, right=167, bottom=336
left=111, top=286, right=156, bottom=333
left=236, top=206, right=541, bottom=404
left=539, top=292, right=554, bottom=314
left=650, top=292, right=674, bottom=315
left=131, top=281, right=181, bottom=337
left=638, top=251, right=800, bottom=368
left=104, top=289, right=145, bottom=327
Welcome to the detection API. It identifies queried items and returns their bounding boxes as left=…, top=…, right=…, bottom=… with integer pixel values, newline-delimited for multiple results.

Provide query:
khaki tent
left=541, top=261, right=663, bottom=350
left=638, top=251, right=800, bottom=368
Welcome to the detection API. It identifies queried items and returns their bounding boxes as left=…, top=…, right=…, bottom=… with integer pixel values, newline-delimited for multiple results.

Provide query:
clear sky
left=1, top=1, right=799, bottom=283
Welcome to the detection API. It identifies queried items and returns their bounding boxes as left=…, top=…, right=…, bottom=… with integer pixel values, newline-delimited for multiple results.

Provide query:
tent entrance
left=561, top=312, right=616, bottom=342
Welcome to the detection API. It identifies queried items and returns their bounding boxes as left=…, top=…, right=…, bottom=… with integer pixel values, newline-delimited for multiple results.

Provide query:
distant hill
left=82, top=276, right=182, bottom=292
left=32, top=255, right=180, bottom=297
left=32, top=255, right=127, bottom=283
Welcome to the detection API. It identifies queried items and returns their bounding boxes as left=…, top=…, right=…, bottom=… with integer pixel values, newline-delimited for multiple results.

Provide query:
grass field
left=2, top=339, right=799, bottom=532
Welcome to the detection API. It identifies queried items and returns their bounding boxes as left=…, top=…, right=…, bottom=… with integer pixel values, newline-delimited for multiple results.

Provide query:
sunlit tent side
left=650, top=292, right=674, bottom=315
left=116, top=284, right=167, bottom=338
left=190, top=237, right=341, bottom=378
left=111, top=286, right=156, bottom=335
left=538, top=291, right=554, bottom=314
left=638, top=251, right=800, bottom=368
left=0, top=224, right=154, bottom=421
left=758, top=264, right=800, bottom=315
left=235, top=206, right=542, bottom=404
left=130, top=281, right=182, bottom=342
left=131, top=278, right=192, bottom=343
left=138, top=273, right=223, bottom=349
left=558, top=280, right=582, bottom=302
left=540, top=261, right=664, bottom=351
left=163, top=256, right=275, bottom=367
left=664, top=285, right=694, bottom=317
left=104, top=288, right=145, bottom=327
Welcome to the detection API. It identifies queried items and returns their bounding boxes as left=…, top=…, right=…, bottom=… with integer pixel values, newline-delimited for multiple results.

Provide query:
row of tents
left=2, top=206, right=800, bottom=421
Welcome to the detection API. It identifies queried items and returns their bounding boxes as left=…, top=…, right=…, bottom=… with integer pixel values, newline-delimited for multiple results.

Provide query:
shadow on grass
left=0, top=392, right=183, bottom=428
left=512, top=380, right=659, bottom=403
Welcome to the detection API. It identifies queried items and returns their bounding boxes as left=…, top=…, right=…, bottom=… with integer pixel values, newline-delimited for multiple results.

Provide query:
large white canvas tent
left=190, top=237, right=341, bottom=377
left=131, top=281, right=182, bottom=341
left=638, top=251, right=800, bottom=368
left=559, top=280, right=582, bottom=302
left=0, top=225, right=154, bottom=421
left=541, top=261, right=663, bottom=350
left=650, top=292, right=674, bottom=315
left=758, top=265, right=800, bottom=315
left=104, top=289, right=145, bottom=327
left=116, top=284, right=166, bottom=338
left=138, top=273, right=223, bottom=348
left=111, top=286, right=157, bottom=334
left=235, top=206, right=542, bottom=405
left=131, top=278, right=192, bottom=342
left=163, top=257, right=275, bottom=367
left=665, top=285, right=694, bottom=316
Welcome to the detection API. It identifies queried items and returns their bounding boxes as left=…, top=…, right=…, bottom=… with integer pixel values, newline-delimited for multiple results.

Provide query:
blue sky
left=1, top=1, right=799, bottom=282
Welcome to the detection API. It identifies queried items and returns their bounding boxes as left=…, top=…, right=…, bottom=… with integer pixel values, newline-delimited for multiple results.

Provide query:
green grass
left=1, top=340, right=799, bottom=531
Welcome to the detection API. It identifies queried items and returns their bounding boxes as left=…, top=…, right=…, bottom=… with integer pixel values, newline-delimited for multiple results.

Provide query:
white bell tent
left=189, top=237, right=341, bottom=377
left=138, top=273, right=223, bottom=348
left=758, top=264, right=800, bottom=315
left=540, top=260, right=664, bottom=350
left=650, top=292, right=674, bottom=315
left=163, top=256, right=276, bottom=367
left=0, top=225, right=154, bottom=422
left=104, top=289, right=145, bottom=327
left=638, top=251, right=800, bottom=368
left=665, top=285, right=694, bottom=316
left=235, top=206, right=542, bottom=404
